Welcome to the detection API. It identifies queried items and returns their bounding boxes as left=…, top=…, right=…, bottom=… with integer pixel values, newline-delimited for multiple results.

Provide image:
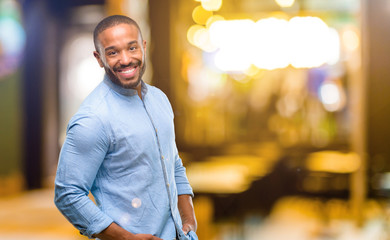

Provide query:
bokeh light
left=131, top=198, right=142, bottom=208
left=205, top=14, right=224, bottom=28
left=0, top=17, right=25, bottom=56
left=203, top=16, right=340, bottom=72
left=187, top=24, right=205, bottom=46
left=306, top=151, right=361, bottom=173
left=275, top=0, right=295, bottom=8
left=319, top=81, right=346, bottom=112
left=252, top=18, right=290, bottom=70
left=192, top=5, right=213, bottom=25
left=209, top=19, right=255, bottom=72
left=201, top=0, right=223, bottom=12
left=288, top=16, right=335, bottom=68
left=342, top=27, right=360, bottom=52
left=0, top=0, right=25, bottom=78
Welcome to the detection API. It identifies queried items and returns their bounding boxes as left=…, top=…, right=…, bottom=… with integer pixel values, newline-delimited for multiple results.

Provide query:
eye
left=107, top=50, right=117, bottom=56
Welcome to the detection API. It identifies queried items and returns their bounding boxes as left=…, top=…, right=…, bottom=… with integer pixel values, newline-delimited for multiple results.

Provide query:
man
left=54, top=15, right=197, bottom=240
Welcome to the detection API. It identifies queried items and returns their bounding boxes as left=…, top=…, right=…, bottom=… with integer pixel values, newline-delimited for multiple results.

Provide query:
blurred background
left=1, top=0, right=390, bottom=239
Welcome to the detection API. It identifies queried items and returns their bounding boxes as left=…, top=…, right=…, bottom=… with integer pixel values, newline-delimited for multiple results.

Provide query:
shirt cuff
left=177, top=182, right=194, bottom=197
left=83, top=213, right=114, bottom=239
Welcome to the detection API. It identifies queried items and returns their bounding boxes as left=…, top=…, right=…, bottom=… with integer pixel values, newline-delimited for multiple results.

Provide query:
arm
left=178, top=194, right=197, bottom=234
left=55, top=114, right=163, bottom=240
left=94, top=222, right=162, bottom=240
left=54, top=114, right=114, bottom=238
left=173, top=147, right=197, bottom=234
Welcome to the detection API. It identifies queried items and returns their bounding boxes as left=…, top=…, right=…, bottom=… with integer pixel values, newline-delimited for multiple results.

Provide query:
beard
left=104, top=58, right=146, bottom=89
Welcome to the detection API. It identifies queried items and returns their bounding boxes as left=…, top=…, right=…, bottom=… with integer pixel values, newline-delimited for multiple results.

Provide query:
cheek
left=105, top=60, right=117, bottom=71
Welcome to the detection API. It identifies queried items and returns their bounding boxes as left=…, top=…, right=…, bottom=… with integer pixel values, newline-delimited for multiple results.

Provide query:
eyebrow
left=104, top=40, right=139, bottom=52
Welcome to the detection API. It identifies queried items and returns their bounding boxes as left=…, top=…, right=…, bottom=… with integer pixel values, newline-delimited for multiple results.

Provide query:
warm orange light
left=201, top=0, right=223, bottom=11
left=186, top=155, right=271, bottom=193
left=205, top=14, right=225, bottom=28
left=342, top=28, right=360, bottom=52
left=252, top=18, right=290, bottom=70
left=306, top=151, right=361, bottom=173
left=187, top=24, right=204, bottom=46
left=192, top=5, right=213, bottom=25
left=275, top=0, right=295, bottom=8
left=190, top=16, right=340, bottom=71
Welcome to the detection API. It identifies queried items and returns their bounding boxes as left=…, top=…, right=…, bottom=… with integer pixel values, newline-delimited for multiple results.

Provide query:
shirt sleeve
left=174, top=149, right=194, bottom=197
left=54, top=113, right=114, bottom=238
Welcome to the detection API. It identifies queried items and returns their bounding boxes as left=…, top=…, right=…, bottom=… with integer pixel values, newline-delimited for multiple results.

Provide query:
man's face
left=94, top=23, right=146, bottom=89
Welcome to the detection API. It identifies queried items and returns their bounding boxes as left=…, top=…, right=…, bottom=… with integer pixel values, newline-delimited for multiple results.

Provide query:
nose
left=119, top=51, right=131, bottom=66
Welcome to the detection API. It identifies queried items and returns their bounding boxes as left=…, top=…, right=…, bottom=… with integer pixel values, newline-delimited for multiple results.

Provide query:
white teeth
left=121, top=68, right=135, bottom=74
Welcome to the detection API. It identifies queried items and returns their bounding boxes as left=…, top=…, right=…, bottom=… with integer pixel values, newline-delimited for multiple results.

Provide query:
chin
left=120, top=78, right=141, bottom=89
left=105, top=67, right=143, bottom=89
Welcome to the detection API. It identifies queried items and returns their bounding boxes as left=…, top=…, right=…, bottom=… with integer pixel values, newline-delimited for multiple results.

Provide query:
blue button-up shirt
left=54, top=75, right=194, bottom=240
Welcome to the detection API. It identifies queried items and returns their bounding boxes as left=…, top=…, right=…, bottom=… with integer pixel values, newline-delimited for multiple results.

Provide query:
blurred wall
left=365, top=0, right=390, bottom=184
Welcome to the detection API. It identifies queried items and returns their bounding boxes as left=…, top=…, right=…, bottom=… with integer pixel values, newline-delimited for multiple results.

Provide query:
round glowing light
left=319, top=81, right=344, bottom=112
left=0, top=17, right=25, bottom=56
left=201, top=0, right=223, bottom=11
left=320, top=83, right=339, bottom=105
left=326, top=28, right=340, bottom=65
left=342, top=28, right=360, bottom=52
left=205, top=14, right=225, bottom=28
left=191, top=26, right=217, bottom=52
left=252, top=18, right=290, bottom=70
left=208, top=20, right=226, bottom=47
left=131, top=198, right=142, bottom=208
left=119, top=213, right=131, bottom=225
left=192, top=5, right=212, bottom=25
left=209, top=19, right=254, bottom=72
left=289, top=16, right=334, bottom=68
left=275, top=0, right=295, bottom=8
left=187, top=24, right=205, bottom=46
left=193, top=27, right=208, bottom=47
left=192, top=16, right=341, bottom=71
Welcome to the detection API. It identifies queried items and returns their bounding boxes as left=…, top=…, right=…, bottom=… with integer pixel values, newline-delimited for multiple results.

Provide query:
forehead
left=98, top=23, right=140, bottom=47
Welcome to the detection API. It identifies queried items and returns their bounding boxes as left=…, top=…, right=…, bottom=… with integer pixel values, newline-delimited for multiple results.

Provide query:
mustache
left=114, top=60, right=142, bottom=71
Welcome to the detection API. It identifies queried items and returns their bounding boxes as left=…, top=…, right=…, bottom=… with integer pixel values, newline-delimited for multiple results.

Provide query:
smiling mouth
left=117, top=66, right=137, bottom=78
left=119, top=68, right=136, bottom=74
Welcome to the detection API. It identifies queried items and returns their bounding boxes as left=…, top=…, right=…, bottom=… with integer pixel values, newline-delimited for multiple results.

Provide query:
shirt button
left=162, top=156, right=164, bottom=160
left=167, top=183, right=170, bottom=187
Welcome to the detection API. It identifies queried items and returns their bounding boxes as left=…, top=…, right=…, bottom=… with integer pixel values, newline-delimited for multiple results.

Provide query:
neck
left=136, top=84, right=143, bottom=99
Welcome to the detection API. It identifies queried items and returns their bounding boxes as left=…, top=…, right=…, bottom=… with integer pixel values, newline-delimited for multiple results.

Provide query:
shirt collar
left=103, top=74, right=148, bottom=97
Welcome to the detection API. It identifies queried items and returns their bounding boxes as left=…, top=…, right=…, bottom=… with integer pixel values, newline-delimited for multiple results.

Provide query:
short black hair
left=93, top=15, right=142, bottom=53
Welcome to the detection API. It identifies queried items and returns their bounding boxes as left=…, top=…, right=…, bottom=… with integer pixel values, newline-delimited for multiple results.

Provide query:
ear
left=142, top=40, right=147, bottom=54
left=93, top=51, right=104, bottom=68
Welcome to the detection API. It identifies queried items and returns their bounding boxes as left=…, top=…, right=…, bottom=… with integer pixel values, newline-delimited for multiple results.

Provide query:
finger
left=182, top=225, right=191, bottom=235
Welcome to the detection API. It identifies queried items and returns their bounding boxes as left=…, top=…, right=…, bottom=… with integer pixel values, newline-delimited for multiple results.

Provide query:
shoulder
left=67, top=111, right=106, bottom=134
left=79, top=82, right=111, bottom=111
left=146, top=84, right=171, bottom=106
left=65, top=110, right=111, bottom=150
